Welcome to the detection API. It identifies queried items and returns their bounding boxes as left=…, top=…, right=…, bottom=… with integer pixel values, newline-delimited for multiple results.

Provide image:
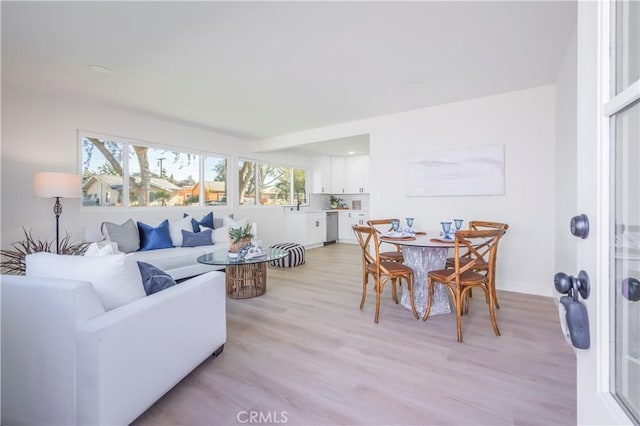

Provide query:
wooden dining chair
left=366, top=218, right=404, bottom=263
left=352, top=225, right=418, bottom=323
left=445, top=220, right=509, bottom=309
left=424, top=229, right=505, bottom=342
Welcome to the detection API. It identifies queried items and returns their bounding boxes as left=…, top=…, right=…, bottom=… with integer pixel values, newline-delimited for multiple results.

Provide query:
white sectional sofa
left=85, top=214, right=255, bottom=279
left=1, top=270, right=226, bottom=425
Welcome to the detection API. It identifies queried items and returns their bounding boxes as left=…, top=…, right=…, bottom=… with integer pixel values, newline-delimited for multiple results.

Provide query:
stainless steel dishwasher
left=325, top=212, right=338, bottom=245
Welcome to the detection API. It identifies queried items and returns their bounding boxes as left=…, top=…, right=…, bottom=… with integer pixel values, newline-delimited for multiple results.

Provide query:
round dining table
left=380, top=232, right=455, bottom=318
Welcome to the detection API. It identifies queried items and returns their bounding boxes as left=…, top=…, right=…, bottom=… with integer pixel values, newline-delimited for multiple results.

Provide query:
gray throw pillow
left=101, top=219, right=140, bottom=253
left=182, top=229, right=213, bottom=247
left=136, top=261, right=176, bottom=295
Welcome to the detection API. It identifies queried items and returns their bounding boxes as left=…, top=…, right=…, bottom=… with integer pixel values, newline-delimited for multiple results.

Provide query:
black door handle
left=554, top=270, right=590, bottom=301
left=622, top=277, right=640, bottom=302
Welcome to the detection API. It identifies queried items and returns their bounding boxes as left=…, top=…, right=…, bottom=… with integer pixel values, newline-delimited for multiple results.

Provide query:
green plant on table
left=228, top=224, right=254, bottom=253
left=0, top=227, right=89, bottom=275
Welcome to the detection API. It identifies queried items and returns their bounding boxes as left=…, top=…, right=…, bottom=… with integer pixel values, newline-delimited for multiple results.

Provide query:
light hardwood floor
left=134, top=244, right=576, bottom=425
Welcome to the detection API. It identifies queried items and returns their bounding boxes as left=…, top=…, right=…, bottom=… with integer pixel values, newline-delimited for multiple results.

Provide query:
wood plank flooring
left=133, top=244, right=576, bottom=425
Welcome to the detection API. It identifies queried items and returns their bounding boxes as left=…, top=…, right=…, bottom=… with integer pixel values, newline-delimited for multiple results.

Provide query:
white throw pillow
left=25, top=252, right=146, bottom=311
left=209, top=225, right=230, bottom=244
left=223, top=215, right=249, bottom=229
left=169, top=216, right=194, bottom=247
left=84, top=242, right=118, bottom=256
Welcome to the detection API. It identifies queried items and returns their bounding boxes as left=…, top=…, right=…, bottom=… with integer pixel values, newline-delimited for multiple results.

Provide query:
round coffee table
left=197, top=247, right=288, bottom=299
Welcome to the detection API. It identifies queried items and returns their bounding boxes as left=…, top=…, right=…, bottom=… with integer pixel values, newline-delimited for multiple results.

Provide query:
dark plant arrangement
left=0, top=227, right=89, bottom=275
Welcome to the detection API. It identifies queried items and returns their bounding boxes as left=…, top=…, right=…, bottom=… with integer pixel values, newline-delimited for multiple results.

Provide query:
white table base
left=399, top=245, right=451, bottom=317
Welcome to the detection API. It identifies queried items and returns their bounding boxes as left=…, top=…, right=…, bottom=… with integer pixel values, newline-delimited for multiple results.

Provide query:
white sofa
left=85, top=218, right=257, bottom=280
left=1, top=271, right=226, bottom=425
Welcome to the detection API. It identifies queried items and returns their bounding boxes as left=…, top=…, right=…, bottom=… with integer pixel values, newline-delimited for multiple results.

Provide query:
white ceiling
left=2, top=1, right=576, bottom=148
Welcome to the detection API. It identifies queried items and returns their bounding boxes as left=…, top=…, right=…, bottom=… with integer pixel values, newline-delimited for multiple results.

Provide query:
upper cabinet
left=311, top=155, right=331, bottom=193
left=313, top=155, right=369, bottom=194
left=330, top=157, right=346, bottom=193
left=346, top=155, right=369, bottom=194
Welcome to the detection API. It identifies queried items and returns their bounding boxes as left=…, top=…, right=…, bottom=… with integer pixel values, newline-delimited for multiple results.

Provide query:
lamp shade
left=34, top=172, right=82, bottom=198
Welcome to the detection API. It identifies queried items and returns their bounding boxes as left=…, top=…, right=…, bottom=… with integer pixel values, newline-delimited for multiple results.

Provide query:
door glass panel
left=612, top=99, right=640, bottom=423
left=613, top=0, right=640, bottom=94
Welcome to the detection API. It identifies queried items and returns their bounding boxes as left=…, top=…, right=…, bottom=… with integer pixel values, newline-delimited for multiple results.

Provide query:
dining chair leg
left=487, top=288, right=501, bottom=336
left=408, top=276, right=418, bottom=319
left=455, top=286, right=464, bottom=343
left=374, top=285, right=382, bottom=323
left=422, top=277, right=435, bottom=321
left=391, top=278, right=398, bottom=304
left=360, top=273, right=368, bottom=310
left=492, top=273, right=501, bottom=309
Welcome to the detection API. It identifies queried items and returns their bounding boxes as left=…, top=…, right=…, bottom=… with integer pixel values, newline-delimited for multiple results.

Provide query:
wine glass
left=391, top=219, right=400, bottom=232
left=405, top=217, right=415, bottom=231
left=453, top=219, right=464, bottom=233
left=440, top=222, right=452, bottom=238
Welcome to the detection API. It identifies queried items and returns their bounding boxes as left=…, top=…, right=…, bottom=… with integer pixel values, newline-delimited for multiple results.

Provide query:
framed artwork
left=404, top=145, right=505, bottom=196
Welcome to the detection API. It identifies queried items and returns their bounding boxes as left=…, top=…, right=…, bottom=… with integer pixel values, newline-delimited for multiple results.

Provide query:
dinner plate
left=430, top=237, right=454, bottom=243
left=381, top=235, right=416, bottom=241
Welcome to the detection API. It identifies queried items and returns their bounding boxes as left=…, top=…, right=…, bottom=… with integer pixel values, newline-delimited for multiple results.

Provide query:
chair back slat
left=454, top=229, right=505, bottom=277
left=367, top=218, right=400, bottom=234
left=353, top=225, right=378, bottom=271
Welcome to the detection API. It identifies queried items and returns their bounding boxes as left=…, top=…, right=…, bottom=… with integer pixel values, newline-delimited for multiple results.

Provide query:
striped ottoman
left=269, top=243, right=305, bottom=267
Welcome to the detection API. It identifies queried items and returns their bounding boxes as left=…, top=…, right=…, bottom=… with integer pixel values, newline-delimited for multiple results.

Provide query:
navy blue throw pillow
left=182, top=229, right=213, bottom=247
left=184, top=212, right=215, bottom=232
left=137, top=220, right=174, bottom=251
left=137, top=261, right=177, bottom=295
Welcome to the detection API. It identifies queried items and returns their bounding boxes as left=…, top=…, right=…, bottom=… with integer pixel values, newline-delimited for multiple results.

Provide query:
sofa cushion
left=169, top=216, right=194, bottom=247
left=223, top=215, right=248, bottom=229
left=182, top=229, right=213, bottom=247
left=129, top=246, right=215, bottom=271
left=136, top=261, right=177, bottom=295
left=184, top=212, right=215, bottom=232
left=138, top=220, right=174, bottom=251
left=101, top=219, right=140, bottom=253
left=25, top=252, right=146, bottom=311
left=84, top=241, right=119, bottom=256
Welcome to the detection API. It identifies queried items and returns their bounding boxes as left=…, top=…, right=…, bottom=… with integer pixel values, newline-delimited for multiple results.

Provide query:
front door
left=576, top=1, right=639, bottom=424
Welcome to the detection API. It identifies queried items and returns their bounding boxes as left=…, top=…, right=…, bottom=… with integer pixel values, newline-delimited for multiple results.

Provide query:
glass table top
left=197, top=247, right=288, bottom=266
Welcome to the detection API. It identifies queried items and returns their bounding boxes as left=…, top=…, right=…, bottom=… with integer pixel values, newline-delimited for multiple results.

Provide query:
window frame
left=78, top=130, right=307, bottom=210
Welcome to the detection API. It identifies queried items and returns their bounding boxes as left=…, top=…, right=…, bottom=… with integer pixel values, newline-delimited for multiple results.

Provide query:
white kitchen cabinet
left=345, top=155, right=369, bottom=194
left=305, top=212, right=326, bottom=247
left=338, top=211, right=353, bottom=241
left=330, top=155, right=369, bottom=194
left=338, top=210, right=369, bottom=244
left=284, top=211, right=326, bottom=248
left=311, top=155, right=331, bottom=193
left=330, top=157, right=346, bottom=194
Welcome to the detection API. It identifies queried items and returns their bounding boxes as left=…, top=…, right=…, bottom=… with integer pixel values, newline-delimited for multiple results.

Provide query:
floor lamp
left=34, top=172, right=82, bottom=254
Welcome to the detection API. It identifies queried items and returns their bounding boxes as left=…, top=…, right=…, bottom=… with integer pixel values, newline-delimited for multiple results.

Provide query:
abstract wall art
left=404, top=145, right=505, bottom=196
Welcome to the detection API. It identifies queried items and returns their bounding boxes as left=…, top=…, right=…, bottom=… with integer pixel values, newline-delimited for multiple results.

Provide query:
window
left=238, top=159, right=307, bottom=206
left=82, top=137, right=124, bottom=207
left=81, top=133, right=303, bottom=209
left=238, top=160, right=256, bottom=205
left=203, top=155, right=227, bottom=206
left=81, top=134, right=227, bottom=209
left=128, top=144, right=199, bottom=207
left=258, top=164, right=290, bottom=206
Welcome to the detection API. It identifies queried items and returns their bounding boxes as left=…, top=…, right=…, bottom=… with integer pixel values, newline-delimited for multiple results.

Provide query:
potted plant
left=330, top=195, right=343, bottom=209
left=228, top=224, right=254, bottom=254
left=0, top=227, right=89, bottom=275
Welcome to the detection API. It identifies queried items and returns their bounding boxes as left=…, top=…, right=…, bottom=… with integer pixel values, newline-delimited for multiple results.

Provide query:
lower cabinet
left=338, top=211, right=369, bottom=244
left=284, top=212, right=326, bottom=248
left=305, top=213, right=327, bottom=247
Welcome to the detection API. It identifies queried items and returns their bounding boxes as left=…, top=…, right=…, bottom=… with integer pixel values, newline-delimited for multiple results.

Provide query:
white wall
left=554, top=28, right=578, bottom=281
left=0, top=85, right=310, bottom=250
left=255, top=86, right=558, bottom=296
